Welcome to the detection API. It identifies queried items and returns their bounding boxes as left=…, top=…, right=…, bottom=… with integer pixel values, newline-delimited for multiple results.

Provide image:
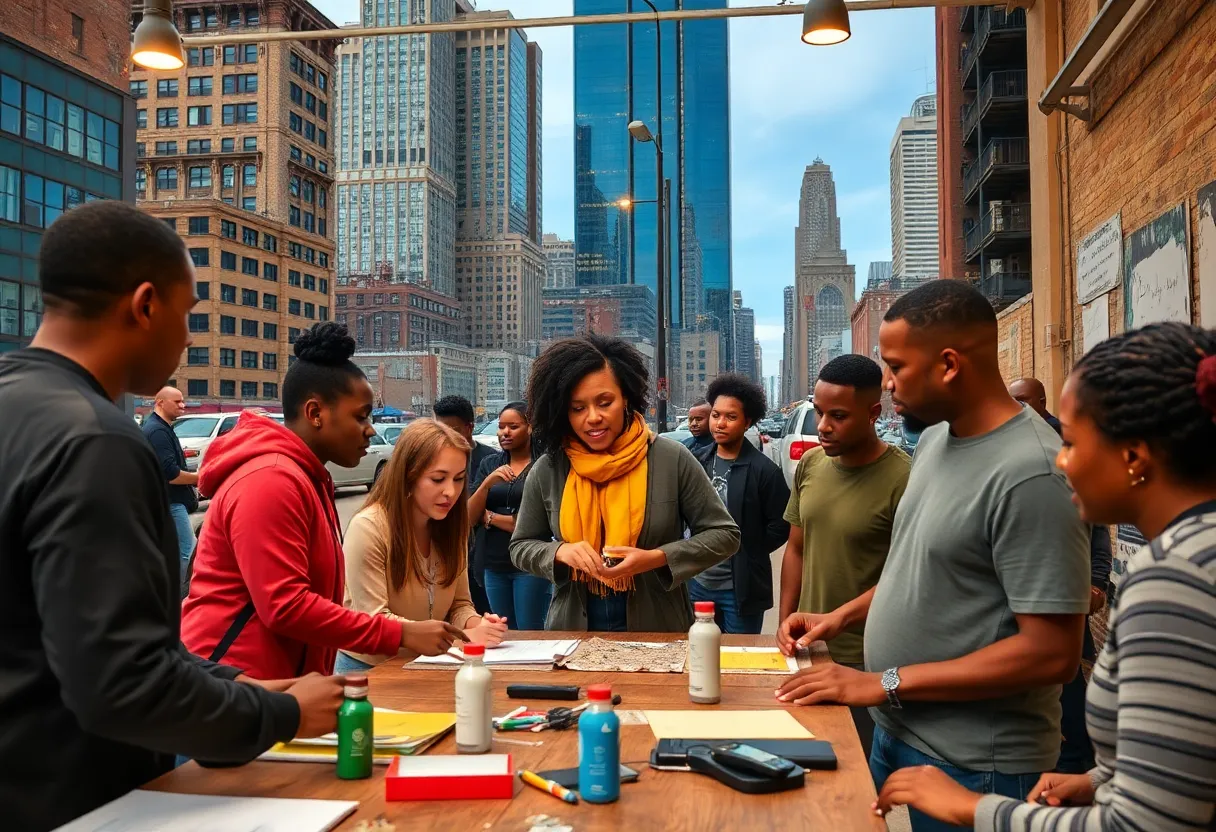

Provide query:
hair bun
left=293, top=322, right=356, bottom=366
left=1197, top=354, right=1216, bottom=420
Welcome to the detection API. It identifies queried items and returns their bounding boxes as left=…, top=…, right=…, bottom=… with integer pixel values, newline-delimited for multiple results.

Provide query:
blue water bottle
left=578, top=684, right=620, bottom=803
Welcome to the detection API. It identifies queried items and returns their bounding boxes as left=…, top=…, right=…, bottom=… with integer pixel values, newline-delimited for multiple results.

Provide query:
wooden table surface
left=147, top=632, right=885, bottom=830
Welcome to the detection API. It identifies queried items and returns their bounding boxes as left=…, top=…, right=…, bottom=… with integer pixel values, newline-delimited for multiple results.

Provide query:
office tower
left=936, top=5, right=1030, bottom=308
left=335, top=0, right=458, bottom=295
left=867, top=260, right=893, bottom=287
left=676, top=328, right=720, bottom=407
left=130, top=0, right=336, bottom=404
left=453, top=8, right=544, bottom=350
left=541, top=284, right=656, bottom=344
left=543, top=233, right=575, bottom=289
left=734, top=302, right=755, bottom=381
left=753, top=341, right=763, bottom=386
left=1, top=1, right=133, bottom=351
left=792, top=159, right=855, bottom=399
left=572, top=0, right=732, bottom=343
left=890, top=94, right=939, bottom=281
left=782, top=285, right=795, bottom=405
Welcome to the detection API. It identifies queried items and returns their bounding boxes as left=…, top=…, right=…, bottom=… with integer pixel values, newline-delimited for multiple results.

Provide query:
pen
left=497, top=716, right=548, bottom=730
left=519, top=770, right=578, bottom=804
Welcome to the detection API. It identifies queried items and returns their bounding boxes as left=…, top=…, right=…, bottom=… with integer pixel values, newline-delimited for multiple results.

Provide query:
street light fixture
left=801, top=0, right=851, bottom=46
left=627, top=120, right=655, bottom=144
left=132, top=0, right=186, bottom=70
left=617, top=197, right=633, bottom=210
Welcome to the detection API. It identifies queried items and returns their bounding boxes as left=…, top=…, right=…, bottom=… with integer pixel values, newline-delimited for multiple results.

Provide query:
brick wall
left=1059, top=0, right=1214, bottom=366
left=995, top=293, right=1034, bottom=384
left=0, top=0, right=130, bottom=91
left=935, top=7, right=967, bottom=281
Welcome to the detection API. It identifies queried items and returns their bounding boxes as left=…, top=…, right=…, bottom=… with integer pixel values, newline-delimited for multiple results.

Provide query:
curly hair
left=705, top=372, right=767, bottom=426
left=1073, top=322, right=1216, bottom=485
left=282, top=322, right=365, bottom=419
left=525, top=334, right=650, bottom=458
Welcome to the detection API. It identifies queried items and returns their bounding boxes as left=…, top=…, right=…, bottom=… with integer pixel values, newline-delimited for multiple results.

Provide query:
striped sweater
left=976, top=508, right=1216, bottom=831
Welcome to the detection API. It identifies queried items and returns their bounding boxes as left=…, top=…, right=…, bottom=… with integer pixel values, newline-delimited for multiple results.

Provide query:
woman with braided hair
left=874, top=321, right=1216, bottom=831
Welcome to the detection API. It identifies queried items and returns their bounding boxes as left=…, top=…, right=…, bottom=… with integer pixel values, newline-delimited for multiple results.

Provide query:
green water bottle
left=336, top=674, right=374, bottom=780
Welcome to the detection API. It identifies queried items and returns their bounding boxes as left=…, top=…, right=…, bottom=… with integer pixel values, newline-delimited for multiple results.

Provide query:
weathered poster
left=1076, top=213, right=1122, bottom=305
left=1081, top=293, right=1110, bottom=355
left=1123, top=203, right=1191, bottom=330
left=1198, top=181, right=1216, bottom=326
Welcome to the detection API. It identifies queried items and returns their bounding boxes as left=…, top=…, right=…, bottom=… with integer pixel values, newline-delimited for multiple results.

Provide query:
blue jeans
left=587, top=591, right=629, bottom=632
left=169, top=502, right=196, bottom=563
left=870, top=725, right=1040, bottom=832
left=483, top=569, right=553, bottom=631
left=687, top=581, right=764, bottom=634
left=335, top=652, right=375, bottom=674
left=1057, top=661, right=1094, bottom=773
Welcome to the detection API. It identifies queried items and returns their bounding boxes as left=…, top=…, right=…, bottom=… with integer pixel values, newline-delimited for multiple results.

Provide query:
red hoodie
left=181, top=412, right=401, bottom=678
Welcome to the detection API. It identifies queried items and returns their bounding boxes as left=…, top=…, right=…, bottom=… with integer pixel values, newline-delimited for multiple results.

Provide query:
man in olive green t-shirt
left=777, top=355, right=910, bottom=753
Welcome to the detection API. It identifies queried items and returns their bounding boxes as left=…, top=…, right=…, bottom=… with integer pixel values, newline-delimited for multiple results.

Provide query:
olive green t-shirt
left=783, top=445, right=911, bottom=664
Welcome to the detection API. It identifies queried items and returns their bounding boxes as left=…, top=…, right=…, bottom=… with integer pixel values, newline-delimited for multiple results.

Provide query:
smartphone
left=537, top=764, right=639, bottom=790
left=711, top=743, right=798, bottom=779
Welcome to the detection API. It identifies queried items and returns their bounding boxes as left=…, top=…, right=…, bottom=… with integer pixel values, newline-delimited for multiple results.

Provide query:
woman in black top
left=468, top=402, right=553, bottom=630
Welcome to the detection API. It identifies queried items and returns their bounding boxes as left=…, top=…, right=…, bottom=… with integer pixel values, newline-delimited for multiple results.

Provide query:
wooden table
left=147, top=633, right=884, bottom=830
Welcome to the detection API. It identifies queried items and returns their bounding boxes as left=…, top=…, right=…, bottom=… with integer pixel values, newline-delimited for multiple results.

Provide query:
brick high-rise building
left=130, top=0, right=337, bottom=406
left=453, top=8, right=544, bottom=351
left=334, top=274, right=461, bottom=352
left=1, top=0, right=135, bottom=350
left=542, top=232, right=574, bottom=289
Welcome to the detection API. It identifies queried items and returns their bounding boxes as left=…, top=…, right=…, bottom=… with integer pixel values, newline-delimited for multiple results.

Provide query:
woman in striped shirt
left=873, top=321, right=1216, bottom=831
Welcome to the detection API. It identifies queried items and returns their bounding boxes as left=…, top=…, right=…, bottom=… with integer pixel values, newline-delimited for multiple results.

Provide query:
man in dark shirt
left=0, top=201, right=343, bottom=831
left=434, top=394, right=497, bottom=613
left=681, top=399, right=715, bottom=451
left=141, top=385, right=199, bottom=567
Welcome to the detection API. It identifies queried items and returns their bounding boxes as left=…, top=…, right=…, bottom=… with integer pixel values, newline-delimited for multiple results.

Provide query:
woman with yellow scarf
left=510, top=334, right=741, bottom=632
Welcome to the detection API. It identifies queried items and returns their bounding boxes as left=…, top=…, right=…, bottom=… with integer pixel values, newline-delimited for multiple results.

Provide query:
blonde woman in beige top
left=337, top=421, right=509, bottom=672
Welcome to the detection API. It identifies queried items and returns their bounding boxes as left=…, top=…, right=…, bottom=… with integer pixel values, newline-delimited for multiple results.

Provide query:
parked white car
left=772, top=398, right=821, bottom=487
left=473, top=419, right=501, bottom=451
left=173, top=412, right=394, bottom=491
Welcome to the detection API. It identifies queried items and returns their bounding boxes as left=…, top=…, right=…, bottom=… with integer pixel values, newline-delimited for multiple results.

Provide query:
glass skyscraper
left=573, top=0, right=731, bottom=337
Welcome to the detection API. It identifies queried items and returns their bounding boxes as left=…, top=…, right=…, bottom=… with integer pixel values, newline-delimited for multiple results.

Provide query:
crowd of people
left=2, top=200, right=1214, bottom=831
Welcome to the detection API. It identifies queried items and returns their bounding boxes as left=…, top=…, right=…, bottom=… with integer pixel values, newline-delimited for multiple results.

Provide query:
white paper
left=391, top=754, right=511, bottom=777
left=1076, top=212, right=1123, bottom=304
left=409, top=639, right=581, bottom=667
left=1124, top=203, right=1191, bottom=329
left=54, top=791, right=358, bottom=832
left=1081, top=294, right=1110, bottom=354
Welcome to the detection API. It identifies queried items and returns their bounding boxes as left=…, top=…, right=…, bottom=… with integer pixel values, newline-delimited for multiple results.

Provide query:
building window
left=241, top=381, right=258, bottom=398
left=187, top=379, right=208, bottom=396
left=319, top=278, right=329, bottom=294
left=220, top=220, right=236, bottom=239
left=71, top=14, right=85, bottom=51
left=222, top=103, right=257, bottom=124
left=136, top=109, right=147, bottom=129
left=317, top=129, right=327, bottom=149
left=301, top=180, right=314, bottom=203
left=290, top=83, right=303, bottom=106
left=289, top=112, right=302, bottom=134
left=130, top=80, right=148, bottom=99
left=221, top=137, right=234, bottom=152
left=187, top=47, right=214, bottom=67
left=187, top=347, right=209, bottom=366
left=163, top=217, right=176, bottom=230
left=263, top=263, right=278, bottom=281
left=155, top=167, right=177, bottom=190
left=186, top=139, right=210, bottom=154
left=188, top=76, right=213, bottom=96
left=241, top=196, right=255, bottom=212
left=188, top=166, right=211, bottom=188
left=223, top=74, right=258, bottom=94
left=241, top=350, right=258, bottom=369
left=133, top=167, right=146, bottom=194
left=243, top=136, right=257, bottom=150
left=220, top=251, right=236, bottom=270
left=288, top=270, right=301, bottom=287
left=241, top=288, right=258, bottom=306
left=243, top=164, right=257, bottom=187
left=157, top=79, right=178, bottom=98
left=288, top=299, right=301, bottom=316
left=188, top=313, right=209, bottom=332
left=289, top=175, right=300, bottom=197
left=246, top=6, right=260, bottom=25
left=288, top=326, right=301, bottom=343
left=242, top=226, right=258, bottom=247
left=219, top=348, right=235, bottom=367
left=263, top=322, right=277, bottom=339
left=303, top=302, right=315, bottom=320
left=303, top=273, right=316, bottom=291
left=288, top=206, right=300, bottom=227
left=189, top=248, right=209, bottom=266
left=241, top=319, right=258, bottom=337
left=220, top=283, right=236, bottom=303
left=187, top=216, right=209, bottom=235
left=289, top=145, right=301, bottom=161
left=262, top=382, right=277, bottom=399
left=155, top=141, right=177, bottom=155
left=319, top=305, right=328, bottom=321
left=187, top=106, right=212, bottom=127
left=156, top=108, right=178, bottom=128
left=302, top=212, right=314, bottom=233
left=241, top=257, right=258, bottom=276
left=221, top=164, right=234, bottom=188
left=197, top=282, right=210, bottom=300
left=262, top=233, right=277, bottom=253
left=263, top=294, right=278, bottom=311
left=223, top=44, right=258, bottom=65
left=220, top=380, right=236, bottom=398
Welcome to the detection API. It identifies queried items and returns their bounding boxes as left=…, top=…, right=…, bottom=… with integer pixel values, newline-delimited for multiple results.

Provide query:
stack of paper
left=407, top=639, right=581, bottom=669
left=643, top=710, right=814, bottom=740
left=720, top=646, right=800, bottom=674
left=262, top=709, right=455, bottom=764
left=57, top=791, right=358, bottom=832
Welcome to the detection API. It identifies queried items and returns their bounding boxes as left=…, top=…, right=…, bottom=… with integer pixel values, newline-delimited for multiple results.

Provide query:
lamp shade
left=801, top=0, right=851, bottom=46
left=132, top=0, right=185, bottom=70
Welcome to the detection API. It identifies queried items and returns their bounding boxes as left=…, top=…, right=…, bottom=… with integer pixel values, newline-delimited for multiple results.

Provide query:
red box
left=385, top=754, right=515, bottom=801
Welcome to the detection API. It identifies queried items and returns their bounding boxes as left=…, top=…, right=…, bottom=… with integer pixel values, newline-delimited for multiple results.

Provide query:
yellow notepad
left=643, top=709, right=813, bottom=740
left=720, top=647, right=793, bottom=672
left=262, top=709, right=456, bottom=763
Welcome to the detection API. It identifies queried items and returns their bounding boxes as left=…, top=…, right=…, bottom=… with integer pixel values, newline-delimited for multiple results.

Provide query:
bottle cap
left=694, top=601, right=715, bottom=614
left=586, top=684, right=612, bottom=701
left=344, top=674, right=369, bottom=686
left=342, top=674, right=369, bottom=698
left=463, top=643, right=486, bottom=657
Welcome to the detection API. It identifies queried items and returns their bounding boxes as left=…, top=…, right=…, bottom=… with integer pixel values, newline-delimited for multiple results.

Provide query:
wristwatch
left=881, top=667, right=903, bottom=709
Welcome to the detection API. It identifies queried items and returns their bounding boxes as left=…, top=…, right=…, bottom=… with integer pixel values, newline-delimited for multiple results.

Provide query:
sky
left=309, top=0, right=937, bottom=374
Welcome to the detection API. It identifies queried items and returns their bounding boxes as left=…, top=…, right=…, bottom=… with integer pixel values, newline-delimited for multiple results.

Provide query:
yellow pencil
left=519, top=770, right=579, bottom=804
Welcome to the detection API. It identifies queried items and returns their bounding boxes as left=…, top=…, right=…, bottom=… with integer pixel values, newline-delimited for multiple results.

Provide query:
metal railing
left=962, top=70, right=1028, bottom=139
left=964, top=202, right=1031, bottom=258
left=978, top=271, right=1032, bottom=306
left=962, top=137, right=1030, bottom=200
left=960, top=6, right=1028, bottom=79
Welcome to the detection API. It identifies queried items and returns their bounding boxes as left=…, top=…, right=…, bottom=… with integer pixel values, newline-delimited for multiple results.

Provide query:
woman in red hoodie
left=181, top=323, right=465, bottom=679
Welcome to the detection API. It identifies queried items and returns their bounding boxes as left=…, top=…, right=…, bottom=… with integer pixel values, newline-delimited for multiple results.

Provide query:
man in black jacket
left=692, top=373, right=790, bottom=633
left=0, top=202, right=343, bottom=831
left=142, top=385, right=199, bottom=570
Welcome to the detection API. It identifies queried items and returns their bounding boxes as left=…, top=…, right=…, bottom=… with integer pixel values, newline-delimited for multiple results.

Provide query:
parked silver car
left=772, top=399, right=821, bottom=487
left=173, top=412, right=394, bottom=491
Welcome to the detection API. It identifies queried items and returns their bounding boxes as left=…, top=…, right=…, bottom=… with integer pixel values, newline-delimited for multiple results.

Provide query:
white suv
left=773, top=398, right=821, bottom=487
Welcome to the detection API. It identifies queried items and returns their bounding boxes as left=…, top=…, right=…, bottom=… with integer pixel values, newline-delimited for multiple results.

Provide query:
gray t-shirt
left=864, top=409, right=1090, bottom=774
left=696, top=455, right=734, bottom=591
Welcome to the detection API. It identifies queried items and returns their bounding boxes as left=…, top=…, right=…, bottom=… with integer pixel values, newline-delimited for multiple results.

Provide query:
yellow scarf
left=559, top=412, right=650, bottom=595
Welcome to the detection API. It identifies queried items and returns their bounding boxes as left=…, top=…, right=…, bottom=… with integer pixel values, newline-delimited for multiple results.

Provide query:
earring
left=1129, top=467, right=1147, bottom=487
left=313, top=420, right=322, bottom=428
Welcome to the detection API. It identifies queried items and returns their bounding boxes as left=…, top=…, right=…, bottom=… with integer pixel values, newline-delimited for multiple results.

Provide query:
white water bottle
left=455, top=643, right=493, bottom=753
left=688, top=601, right=722, bottom=704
